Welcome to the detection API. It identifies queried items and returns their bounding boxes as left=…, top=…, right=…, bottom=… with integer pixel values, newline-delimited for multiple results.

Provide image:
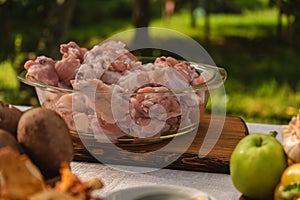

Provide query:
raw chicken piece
left=55, top=93, right=93, bottom=132
left=173, top=61, right=200, bottom=83
left=24, top=56, right=59, bottom=86
left=117, top=63, right=190, bottom=92
left=100, top=70, right=122, bottom=85
left=127, top=86, right=182, bottom=138
left=155, top=56, right=206, bottom=86
left=154, top=56, right=179, bottom=67
left=74, top=63, right=104, bottom=83
left=84, top=41, right=139, bottom=72
left=72, top=79, right=126, bottom=141
left=93, top=80, right=122, bottom=124
left=191, top=74, right=206, bottom=85
left=93, top=116, right=124, bottom=143
left=55, top=41, right=87, bottom=87
left=60, top=41, right=87, bottom=63
left=93, top=80, right=127, bottom=138
left=154, top=56, right=208, bottom=112
left=55, top=57, right=80, bottom=87
left=83, top=40, right=141, bottom=84
left=132, top=86, right=181, bottom=120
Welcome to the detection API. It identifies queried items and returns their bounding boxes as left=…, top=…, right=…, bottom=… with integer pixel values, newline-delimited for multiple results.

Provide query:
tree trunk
left=290, top=0, right=300, bottom=43
left=131, top=0, right=151, bottom=47
left=0, top=0, right=13, bottom=59
left=204, top=0, right=211, bottom=47
left=190, top=0, right=198, bottom=28
left=39, top=0, right=76, bottom=59
left=132, top=0, right=150, bottom=28
left=276, top=0, right=283, bottom=40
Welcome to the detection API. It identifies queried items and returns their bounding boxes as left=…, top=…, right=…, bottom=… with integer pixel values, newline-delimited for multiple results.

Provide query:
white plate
left=104, top=184, right=216, bottom=200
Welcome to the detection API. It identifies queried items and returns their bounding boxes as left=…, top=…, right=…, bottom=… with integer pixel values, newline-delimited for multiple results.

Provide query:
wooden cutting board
left=72, top=114, right=248, bottom=174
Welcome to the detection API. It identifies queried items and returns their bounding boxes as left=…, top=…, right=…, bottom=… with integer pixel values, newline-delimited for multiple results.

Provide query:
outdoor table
left=15, top=106, right=282, bottom=199
left=69, top=122, right=282, bottom=200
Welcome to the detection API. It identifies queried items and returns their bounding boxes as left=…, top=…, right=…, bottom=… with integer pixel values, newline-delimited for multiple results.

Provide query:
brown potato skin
left=0, top=129, right=22, bottom=153
left=0, top=101, right=23, bottom=137
left=17, top=107, right=74, bottom=179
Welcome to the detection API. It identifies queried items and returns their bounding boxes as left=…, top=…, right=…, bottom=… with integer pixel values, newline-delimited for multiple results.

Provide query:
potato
left=0, top=101, right=23, bottom=137
left=17, top=107, right=74, bottom=180
left=0, top=129, right=22, bottom=153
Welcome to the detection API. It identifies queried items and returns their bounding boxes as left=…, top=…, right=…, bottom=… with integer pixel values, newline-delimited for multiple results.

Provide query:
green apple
left=230, top=132, right=287, bottom=199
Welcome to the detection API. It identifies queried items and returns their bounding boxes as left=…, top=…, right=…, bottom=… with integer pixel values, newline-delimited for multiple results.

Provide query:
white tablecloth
left=70, top=122, right=282, bottom=200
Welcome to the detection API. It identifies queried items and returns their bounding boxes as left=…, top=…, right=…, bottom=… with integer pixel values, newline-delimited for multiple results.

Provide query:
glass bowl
left=18, top=61, right=226, bottom=146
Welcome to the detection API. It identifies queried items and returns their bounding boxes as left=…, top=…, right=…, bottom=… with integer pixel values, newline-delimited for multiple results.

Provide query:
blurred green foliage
left=0, top=34, right=37, bottom=105
left=1, top=0, right=300, bottom=124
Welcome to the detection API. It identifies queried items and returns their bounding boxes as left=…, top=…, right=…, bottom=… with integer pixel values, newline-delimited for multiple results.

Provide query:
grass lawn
left=151, top=8, right=281, bottom=39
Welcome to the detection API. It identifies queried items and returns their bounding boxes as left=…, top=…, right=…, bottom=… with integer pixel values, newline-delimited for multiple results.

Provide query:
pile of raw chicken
left=24, top=41, right=207, bottom=142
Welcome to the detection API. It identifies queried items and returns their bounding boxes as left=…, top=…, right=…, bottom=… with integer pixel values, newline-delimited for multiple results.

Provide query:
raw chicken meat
left=55, top=93, right=92, bottom=133
left=81, top=40, right=142, bottom=84
left=154, top=56, right=179, bottom=67
left=24, top=56, right=59, bottom=86
left=55, top=57, right=80, bottom=87
left=155, top=56, right=206, bottom=86
left=60, top=41, right=87, bottom=62
left=128, top=86, right=182, bottom=138
left=55, top=41, right=87, bottom=87
left=24, top=40, right=207, bottom=143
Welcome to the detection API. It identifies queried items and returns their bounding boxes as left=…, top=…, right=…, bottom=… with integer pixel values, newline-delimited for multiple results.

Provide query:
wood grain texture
left=72, top=115, right=248, bottom=174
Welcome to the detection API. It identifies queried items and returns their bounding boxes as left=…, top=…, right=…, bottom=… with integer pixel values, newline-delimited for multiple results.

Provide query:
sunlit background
left=1, top=0, right=300, bottom=124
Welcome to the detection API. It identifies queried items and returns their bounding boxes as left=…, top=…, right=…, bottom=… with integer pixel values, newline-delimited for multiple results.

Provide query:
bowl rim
left=18, top=62, right=227, bottom=94
left=104, top=184, right=216, bottom=200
